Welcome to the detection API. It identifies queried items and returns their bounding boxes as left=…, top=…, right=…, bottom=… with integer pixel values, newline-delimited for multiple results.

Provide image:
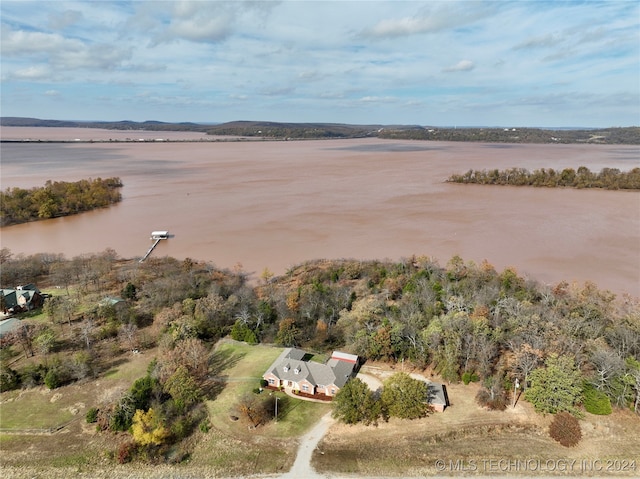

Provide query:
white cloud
left=359, top=2, right=498, bottom=39
left=48, top=9, right=83, bottom=30
left=359, top=96, right=395, bottom=103
left=1, top=24, right=131, bottom=72
left=9, top=65, right=51, bottom=80
left=514, top=33, right=564, bottom=50
left=44, top=89, right=60, bottom=96
left=443, top=60, right=475, bottom=73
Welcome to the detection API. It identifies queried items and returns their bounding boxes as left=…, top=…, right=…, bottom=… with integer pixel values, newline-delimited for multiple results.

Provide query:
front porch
left=265, top=384, right=334, bottom=402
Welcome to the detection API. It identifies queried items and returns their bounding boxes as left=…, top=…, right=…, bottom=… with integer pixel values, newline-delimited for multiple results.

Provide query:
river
left=1, top=127, right=638, bottom=296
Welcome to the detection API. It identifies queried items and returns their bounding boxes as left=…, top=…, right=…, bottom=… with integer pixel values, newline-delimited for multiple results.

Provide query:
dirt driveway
left=279, top=412, right=334, bottom=479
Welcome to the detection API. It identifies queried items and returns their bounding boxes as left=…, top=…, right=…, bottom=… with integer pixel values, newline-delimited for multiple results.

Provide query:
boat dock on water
left=140, top=231, right=169, bottom=262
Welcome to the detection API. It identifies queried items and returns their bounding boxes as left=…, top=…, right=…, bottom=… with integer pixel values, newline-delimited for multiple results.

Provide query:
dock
left=139, top=230, right=169, bottom=262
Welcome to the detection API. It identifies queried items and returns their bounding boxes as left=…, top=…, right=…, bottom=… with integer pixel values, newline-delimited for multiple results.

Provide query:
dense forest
left=447, top=166, right=640, bottom=190
left=2, top=250, right=639, bottom=419
left=0, top=177, right=123, bottom=227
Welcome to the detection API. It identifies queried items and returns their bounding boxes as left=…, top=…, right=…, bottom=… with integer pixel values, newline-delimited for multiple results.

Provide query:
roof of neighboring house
left=16, top=284, right=41, bottom=293
left=331, top=351, right=359, bottom=363
left=1, top=290, right=18, bottom=309
left=2, top=286, right=40, bottom=309
left=0, top=317, right=20, bottom=337
left=426, top=382, right=449, bottom=407
left=264, top=348, right=358, bottom=389
left=99, top=296, right=125, bottom=307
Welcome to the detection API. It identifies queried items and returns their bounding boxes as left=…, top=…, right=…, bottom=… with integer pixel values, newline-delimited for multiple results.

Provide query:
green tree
left=381, top=372, right=431, bottom=419
left=332, top=378, right=381, bottom=425
left=525, top=354, right=582, bottom=415
left=163, top=366, right=201, bottom=412
left=34, top=329, right=56, bottom=364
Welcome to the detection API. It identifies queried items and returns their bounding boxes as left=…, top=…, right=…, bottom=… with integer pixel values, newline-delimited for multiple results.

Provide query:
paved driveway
left=356, top=371, right=383, bottom=393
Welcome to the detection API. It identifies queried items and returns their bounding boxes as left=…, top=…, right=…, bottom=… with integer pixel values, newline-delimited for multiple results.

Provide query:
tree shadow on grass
left=99, top=357, right=129, bottom=376
left=270, top=395, right=299, bottom=421
left=202, top=348, right=247, bottom=401
left=209, top=347, right=246, bottom=376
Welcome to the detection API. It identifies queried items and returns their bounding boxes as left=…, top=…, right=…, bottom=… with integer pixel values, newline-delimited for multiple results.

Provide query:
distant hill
left=205, top=120, right=422, bottom=139
left=2, top=117, right=638, bottom=144
left=0, top=117, right=212, bottom=132
left=378, top=126, right=640, bottom=145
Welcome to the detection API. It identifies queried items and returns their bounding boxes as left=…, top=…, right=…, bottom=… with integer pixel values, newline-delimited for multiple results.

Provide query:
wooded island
left=0, top=177, right=123, bottom=227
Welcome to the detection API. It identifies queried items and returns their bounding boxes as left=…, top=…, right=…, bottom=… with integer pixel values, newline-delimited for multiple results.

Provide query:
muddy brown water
left=1, top=127, right=639, bottom=296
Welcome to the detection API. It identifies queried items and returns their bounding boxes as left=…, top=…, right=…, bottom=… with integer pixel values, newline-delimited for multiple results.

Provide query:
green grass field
left=0, top=348, right=153, bottom=432
left=205, top=341, right=331, bottom=438
left=188, top=340, right=331, bottom=475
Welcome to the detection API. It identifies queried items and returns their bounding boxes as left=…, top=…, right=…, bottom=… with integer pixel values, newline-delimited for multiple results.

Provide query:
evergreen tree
left=525, top=354, right=582, bottom=415
left=381, top=372, right=431, bottom=419
left=332, top=378, right=381, bottom=425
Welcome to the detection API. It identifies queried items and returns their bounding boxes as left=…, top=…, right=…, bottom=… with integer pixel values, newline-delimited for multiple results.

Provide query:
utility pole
left=275, top=396, right=280, bottom=422
left=513, top=378, right=520, bottom=408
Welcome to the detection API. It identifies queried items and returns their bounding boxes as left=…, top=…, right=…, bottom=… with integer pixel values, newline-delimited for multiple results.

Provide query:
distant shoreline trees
left=0, top=177, right=123, bottom=227
left=447, top=167, right=640, bottom=190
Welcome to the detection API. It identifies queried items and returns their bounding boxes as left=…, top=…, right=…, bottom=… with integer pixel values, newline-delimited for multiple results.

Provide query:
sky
left=1, top=0, right=638, bottom=127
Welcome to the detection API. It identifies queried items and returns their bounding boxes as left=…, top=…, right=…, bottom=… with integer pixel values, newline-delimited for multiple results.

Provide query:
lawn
left=188, top=340, right=331, bottom=475
left=0, top=340, right=332, bottom=476
left=0, top=348, right=154, bottom=432
left=205, top=341, right=331, bottom=437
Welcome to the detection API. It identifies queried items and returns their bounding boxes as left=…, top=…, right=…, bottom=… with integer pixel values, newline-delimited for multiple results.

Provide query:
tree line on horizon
left=0, top=177, right=123, bottom=227
left=3, top=117, right=639, bottom=144
left=447, top=166, right=640, bottom=190
left=379, top=126, right=640, bottom=144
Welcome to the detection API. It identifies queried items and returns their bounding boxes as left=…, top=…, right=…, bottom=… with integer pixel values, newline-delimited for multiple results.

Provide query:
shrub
left=462, top=371, right=479, bottom=385
left=260, top=379, right=268, bottom=388
left=44, top=369, right=61, bottom=389
left=0, top=366, right=20, bottom=392
left=19, top=363, right=47, bottom=388
left=549, top=412, right=582, bottom=447
left=582, top=383, right=612, bottom=415
left=86, top=407, right=99, bottom=423
left=476, top=388, right=508, bottom=411
left=117, top=441, right=137, bottom=464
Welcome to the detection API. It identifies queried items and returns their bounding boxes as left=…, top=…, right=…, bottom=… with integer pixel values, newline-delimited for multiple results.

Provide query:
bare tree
left=119, top=322, right=139, bottom=351
left=79, top=317, right=96, bottom=350
left=590, top=348, right=624, bottom=391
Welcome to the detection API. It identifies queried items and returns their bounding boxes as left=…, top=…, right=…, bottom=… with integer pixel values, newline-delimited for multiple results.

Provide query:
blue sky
left=1, top=0, right=638, bottom=127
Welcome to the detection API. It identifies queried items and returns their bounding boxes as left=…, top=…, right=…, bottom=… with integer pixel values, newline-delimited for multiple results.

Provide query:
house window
left=331, top=388, right=336, bottom=395
left=302, top=385, right=309, bottom=392
left=268, top=378, right=275, bottom=385
left=294, top=368, right=300, bottom=374
left=283, top=366, right=289, bottom=372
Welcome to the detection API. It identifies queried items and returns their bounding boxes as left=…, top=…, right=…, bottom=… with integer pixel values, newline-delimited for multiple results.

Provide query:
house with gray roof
left=263, top=348, right=359, bottom=400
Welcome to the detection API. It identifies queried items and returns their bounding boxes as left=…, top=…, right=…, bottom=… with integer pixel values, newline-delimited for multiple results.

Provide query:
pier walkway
left=139, top=238, right=162, bottom=263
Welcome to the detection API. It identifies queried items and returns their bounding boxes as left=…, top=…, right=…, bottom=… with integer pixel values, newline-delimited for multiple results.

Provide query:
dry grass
left=0, top=341, right=331, bottom=477
left=312, top=370, right=640, bottom=477
left=3, top=348, right=638, bottom=478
